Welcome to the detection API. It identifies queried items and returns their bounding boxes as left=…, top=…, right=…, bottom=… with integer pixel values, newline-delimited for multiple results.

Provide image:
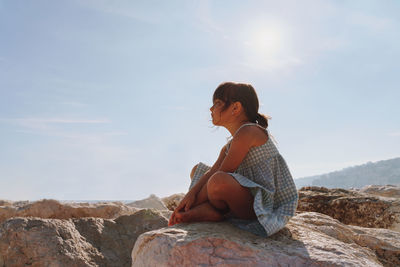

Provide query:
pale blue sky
left=0, top=0, right=399, bottom=200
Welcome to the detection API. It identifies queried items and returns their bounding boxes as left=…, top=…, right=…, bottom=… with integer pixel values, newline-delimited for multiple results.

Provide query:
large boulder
left=0, top=199, right=139, bottom=223
left=359, top=184, right=400, bottom=198
left=297, top=186, right=400, bottom=231
left=0, top=209, right=168, bottom=267
left=0, top=217, right=103, bottom=267
left=131, top=212, right=400, bottom=267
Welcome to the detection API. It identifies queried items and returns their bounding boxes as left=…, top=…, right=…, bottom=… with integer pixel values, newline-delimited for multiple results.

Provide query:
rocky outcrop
left=359, top=184, right=400, bottom=198
left=2, top=188, right=400, bottom=266
left=127, top=194, right=168, bottom=210
left=0, top=209, right=167, bottom=267
left=161, top=193, right=185, bottom=211
left=132, top=212, right=400, bottom=267
left=0, top=199, right=139, bottom=223
left=297, top=186, right=400, bottom=231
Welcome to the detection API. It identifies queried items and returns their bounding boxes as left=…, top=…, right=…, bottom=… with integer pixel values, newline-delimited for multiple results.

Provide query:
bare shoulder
left=234, top=124, right=268, bottom=147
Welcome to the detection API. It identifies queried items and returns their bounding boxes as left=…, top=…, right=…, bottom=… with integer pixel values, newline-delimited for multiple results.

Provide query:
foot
left=173, top=202, right=224, bottom=225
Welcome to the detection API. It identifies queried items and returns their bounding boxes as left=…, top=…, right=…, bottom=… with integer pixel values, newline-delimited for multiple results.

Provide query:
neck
left=224, top=120, right=252, bottom=136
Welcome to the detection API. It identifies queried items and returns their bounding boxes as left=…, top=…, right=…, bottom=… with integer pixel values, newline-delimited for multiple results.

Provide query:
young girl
left=168, top=82, right=298, bottom=237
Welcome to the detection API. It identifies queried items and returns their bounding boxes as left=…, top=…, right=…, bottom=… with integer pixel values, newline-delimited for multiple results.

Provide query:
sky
left=0, top=0, right=399, bottom=201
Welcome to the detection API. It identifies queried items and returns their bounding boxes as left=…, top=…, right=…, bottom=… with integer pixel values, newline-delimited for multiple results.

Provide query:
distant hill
left=294, top=157, right=400, bottom=189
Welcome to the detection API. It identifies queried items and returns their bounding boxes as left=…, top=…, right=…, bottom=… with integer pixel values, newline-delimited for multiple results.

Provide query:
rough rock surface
left=132, top=212, right=400, bottom=267
left=161, top=193, right=185, bottom=211
left=127, top=194, right=167, bottom=210
left=0, top=199, right=138, bottom=224
left=0, top=209, right=167, bottom=267
left=297, top=186, right=400, bottom=231
left=359, top=184, right=400, bottom=198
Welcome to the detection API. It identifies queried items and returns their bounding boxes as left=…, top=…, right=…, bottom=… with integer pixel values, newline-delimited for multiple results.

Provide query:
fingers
left=175, top=200, right=186, bottom=212
left=185, top=200, right=193, bottom=212
left=169, top=195, right=195, bottom=226
left=168, top=210, right=176, bottom=226
left=185, top=194, right=197, bottom=212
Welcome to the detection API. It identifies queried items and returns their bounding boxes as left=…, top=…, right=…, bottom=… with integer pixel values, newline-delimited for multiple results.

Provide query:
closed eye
left=212, top=100, right=223, bottom=108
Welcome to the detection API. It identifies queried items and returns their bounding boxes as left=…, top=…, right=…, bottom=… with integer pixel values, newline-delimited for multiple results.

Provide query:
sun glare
left=242, top=21, right=286, bottom=70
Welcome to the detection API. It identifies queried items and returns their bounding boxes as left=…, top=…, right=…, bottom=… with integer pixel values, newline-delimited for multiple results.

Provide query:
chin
left=211, top=116, right=221, bottom=126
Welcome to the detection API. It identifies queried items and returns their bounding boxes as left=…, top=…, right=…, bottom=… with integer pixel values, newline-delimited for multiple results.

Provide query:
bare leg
left=171, top=171, right=256, bottom=226
left=207, top=171, right=257, bottom=220
left=174, top=201, right=223, bottom=224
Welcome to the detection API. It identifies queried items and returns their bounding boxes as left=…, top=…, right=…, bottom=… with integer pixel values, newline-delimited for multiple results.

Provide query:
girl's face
left=210, top=99, right=231, bottom=126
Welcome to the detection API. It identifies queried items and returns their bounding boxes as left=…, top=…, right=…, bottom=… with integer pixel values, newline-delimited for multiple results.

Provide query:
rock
left=159, top=209, right=173, bottom=220
left=0, top=217, right=104, bottom=267
left=132, top=212, right=400, bottom=267
left=127, top=194, right=167, bottom=210
left=359, top=184, right=400, bottom=198
left=0, top=199, right=139, bottom=224
left=293, top=212, right=400, bottom=267
left=0, top=209, right=168, bottom=267
left=73, top=209, right=168, bottom=267
left=161, top=193, right=185, bottom=211
left=0, top=200, right=13, bottom=206
left=297, top=186, right=400, bottom=231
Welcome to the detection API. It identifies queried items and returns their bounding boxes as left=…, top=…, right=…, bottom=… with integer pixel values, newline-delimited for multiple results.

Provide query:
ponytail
left=255, top=113, right=270, bottom=128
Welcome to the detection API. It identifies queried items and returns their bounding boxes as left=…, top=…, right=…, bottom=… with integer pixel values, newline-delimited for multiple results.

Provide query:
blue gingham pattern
left=189, top=123, right=298, bottom=237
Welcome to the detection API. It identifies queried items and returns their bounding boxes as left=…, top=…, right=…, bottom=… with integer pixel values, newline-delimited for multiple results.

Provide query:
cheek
left=214, top=109, right=222, bottom=117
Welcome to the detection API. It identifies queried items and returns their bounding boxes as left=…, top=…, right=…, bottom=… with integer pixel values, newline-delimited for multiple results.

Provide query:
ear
left=231, top=101, right=243, bottom=115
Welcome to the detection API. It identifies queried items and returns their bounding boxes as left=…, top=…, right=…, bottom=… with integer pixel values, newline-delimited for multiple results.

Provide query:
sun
left=241, top=20, right=286, bottom=70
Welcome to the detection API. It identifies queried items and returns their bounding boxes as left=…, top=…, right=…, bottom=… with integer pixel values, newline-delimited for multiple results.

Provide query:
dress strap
left=226, top=122, right=269, bottom=150
left=232, top=122, right=267, bottom=137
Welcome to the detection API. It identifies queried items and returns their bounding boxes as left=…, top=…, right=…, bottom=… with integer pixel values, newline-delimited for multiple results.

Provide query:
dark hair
left=213, top=82, right=270, bottom=128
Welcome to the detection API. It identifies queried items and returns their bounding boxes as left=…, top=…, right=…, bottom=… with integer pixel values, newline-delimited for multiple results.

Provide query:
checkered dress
left=189, top=123, right=298, bottom=237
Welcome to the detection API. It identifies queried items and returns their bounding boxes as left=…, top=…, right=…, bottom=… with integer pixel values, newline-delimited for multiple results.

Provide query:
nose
left=210, top=105, right=213, bottom=112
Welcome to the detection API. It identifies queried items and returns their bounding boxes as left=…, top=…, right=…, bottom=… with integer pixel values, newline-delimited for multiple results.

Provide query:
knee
left=207, top=171, right=231, bottom=198
left=190, top=164, right=199, bottom=180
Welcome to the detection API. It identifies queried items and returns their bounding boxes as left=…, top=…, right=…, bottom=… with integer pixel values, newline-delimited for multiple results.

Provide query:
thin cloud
left=0, top=117, right=112, bottom=136
left=76, top=0, right=162, bottom=24
left=319, top=37, right=349, bottom=52
left=388, top=131, right=400, bottom=137
left=194, top=1, right=225, bottom=35
left=350, top=13, right=394, bottom=32
left=162, top=106, right=189, bottom=111
left=20, top=131, right=128, bottom=146
left=0, top=118, right=110, bottom=124
left=59, top=101, right=89, bottom=107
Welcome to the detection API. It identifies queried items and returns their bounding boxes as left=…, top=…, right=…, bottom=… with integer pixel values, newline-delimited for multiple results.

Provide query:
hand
left=168, top=192, right=197, bottom=226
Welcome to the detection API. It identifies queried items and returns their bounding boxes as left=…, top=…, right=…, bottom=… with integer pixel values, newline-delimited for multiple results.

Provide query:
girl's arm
left=172, top=145, right=227, bottom=214
left=169, top=126, right=264, bottom=226
left=184, top=125, right=258, bottom=207
left=217, top=125, right=258, bottom=173
left=189, top=144, right=227, bottom=196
